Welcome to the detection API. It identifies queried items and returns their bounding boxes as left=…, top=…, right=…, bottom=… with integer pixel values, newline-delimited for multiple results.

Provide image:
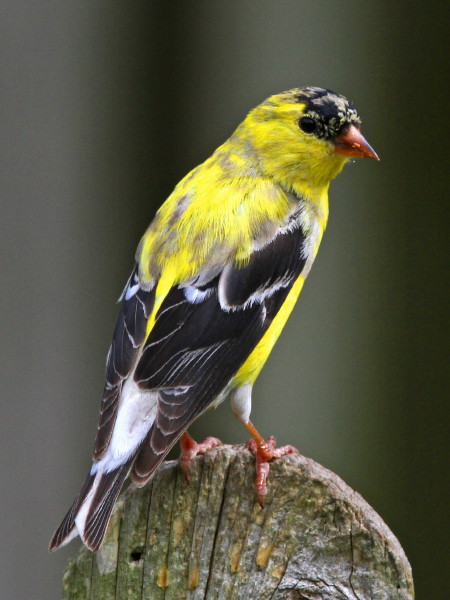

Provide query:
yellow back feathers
left=137, top=87, right=362, bottom=291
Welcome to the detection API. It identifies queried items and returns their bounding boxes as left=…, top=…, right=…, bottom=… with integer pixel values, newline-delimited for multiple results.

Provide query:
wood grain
left=62, top=446, right=414, bottom=599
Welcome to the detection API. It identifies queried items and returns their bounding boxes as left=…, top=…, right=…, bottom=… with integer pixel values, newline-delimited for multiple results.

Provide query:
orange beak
left=334, top=124, right=379, bottom=160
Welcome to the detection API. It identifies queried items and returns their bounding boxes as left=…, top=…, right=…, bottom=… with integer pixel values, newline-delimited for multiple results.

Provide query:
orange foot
left=245, top=423, right=299, bottom=507
left=179, top=431, right=223, bottom=480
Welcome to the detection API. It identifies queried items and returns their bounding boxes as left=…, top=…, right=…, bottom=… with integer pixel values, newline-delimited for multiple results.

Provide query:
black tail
left=48, top=471, right=95, bottom=552
left=82, top=461, right=132, bottom=551
left=49, top=458, right=133, bottom=552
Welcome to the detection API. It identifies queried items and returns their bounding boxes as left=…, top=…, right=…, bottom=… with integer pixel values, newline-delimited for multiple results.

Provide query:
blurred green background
left=1, top=2, right=449, bottom=598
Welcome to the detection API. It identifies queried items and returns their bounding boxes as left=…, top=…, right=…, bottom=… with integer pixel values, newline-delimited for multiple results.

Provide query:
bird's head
left=242, top=87, right=378, bottom=195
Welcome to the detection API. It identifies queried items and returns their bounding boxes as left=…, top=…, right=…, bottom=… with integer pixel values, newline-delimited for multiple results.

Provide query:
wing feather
left=219, top=221, right=306, bottom=308
left=93, top=265, right=155, bottom=460
left=131, top=223, right=307, bottom=483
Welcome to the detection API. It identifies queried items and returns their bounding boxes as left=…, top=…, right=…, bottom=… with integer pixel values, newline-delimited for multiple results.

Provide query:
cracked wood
left=62, top=446, right=414, bottom=599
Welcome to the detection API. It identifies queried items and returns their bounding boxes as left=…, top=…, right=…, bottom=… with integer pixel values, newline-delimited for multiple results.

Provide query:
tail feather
left=83, top=462, right=132, bottom=551
left=49, top=458, right=133, bottom=553
left=48, top=472, right=96, bottom=552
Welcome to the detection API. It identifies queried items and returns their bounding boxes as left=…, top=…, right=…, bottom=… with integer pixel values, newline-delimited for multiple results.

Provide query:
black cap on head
left=295, top=87, right=361, bottom=139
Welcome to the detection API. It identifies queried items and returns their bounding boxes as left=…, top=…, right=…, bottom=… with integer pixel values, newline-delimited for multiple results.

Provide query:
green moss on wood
left=62, top=446, right=414, bottom=599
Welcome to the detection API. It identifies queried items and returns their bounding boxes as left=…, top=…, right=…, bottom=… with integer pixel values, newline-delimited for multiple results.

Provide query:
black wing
left=132, top=223, right=307, bottom=483
left=93, top=265, right=155, bottom=460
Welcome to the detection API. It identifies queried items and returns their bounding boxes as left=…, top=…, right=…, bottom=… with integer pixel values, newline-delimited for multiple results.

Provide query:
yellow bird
left=50, top=87, right=378, bottom=552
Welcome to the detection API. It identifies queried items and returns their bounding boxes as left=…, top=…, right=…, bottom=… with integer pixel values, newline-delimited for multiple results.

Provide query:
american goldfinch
left=50, top=87, right=378, bottom=552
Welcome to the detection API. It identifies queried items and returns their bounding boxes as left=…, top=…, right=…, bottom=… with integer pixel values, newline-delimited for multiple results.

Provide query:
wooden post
left=62, top=446, right=414, bottom=599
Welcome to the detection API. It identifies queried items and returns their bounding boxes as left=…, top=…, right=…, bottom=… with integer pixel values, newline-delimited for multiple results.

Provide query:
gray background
left=1, top=2, right=449, bottom=598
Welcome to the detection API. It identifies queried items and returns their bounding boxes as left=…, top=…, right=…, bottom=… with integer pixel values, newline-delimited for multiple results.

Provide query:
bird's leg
left=179, top=431, right=223, bottom=481
left=243, top=420, right=299, bottom=507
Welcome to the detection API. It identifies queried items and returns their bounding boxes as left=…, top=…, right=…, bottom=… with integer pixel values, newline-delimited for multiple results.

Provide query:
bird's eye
left=299, top=116, right=317, bottom=134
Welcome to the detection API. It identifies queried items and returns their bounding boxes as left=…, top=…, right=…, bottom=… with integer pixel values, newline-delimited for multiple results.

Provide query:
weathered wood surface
left=62, top=446, right=414, bottom=599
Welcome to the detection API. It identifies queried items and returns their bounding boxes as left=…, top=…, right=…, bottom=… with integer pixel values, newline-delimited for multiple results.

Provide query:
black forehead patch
left=295, top=87, right=360, bottom=138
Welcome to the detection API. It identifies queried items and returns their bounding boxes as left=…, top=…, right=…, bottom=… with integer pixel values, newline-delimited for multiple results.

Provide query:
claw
left=179, top=432, right=223, bottom=481
left=247, top=434, right=299, bottom=507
